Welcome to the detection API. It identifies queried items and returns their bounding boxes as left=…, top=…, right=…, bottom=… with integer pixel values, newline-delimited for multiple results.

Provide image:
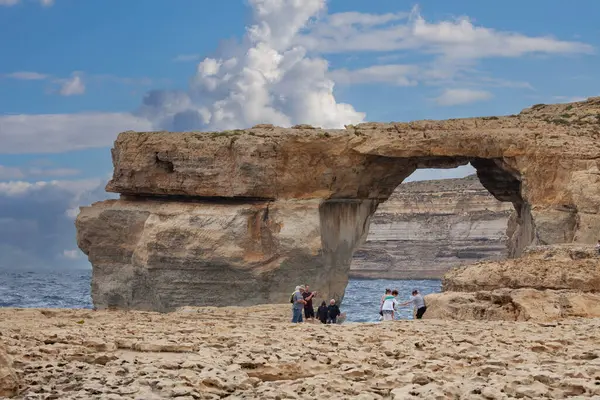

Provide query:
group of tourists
left=380, top=288, right=427, bottom=321
left=290, top=284, right=427, bottom=323
left=291, top=285, right=341, bottom=324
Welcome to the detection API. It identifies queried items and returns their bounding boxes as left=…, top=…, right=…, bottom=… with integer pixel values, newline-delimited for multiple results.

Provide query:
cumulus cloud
left=0, top=112, right=153, bottom=154
left=0, top=179, right=113, bottom=271
left=58, top=74, right=85, bottom=96
left=434, top=88, right=493, bottom=106
left=1, top=1, right=594, bottom=155
left=137, top=0, right=365, bottom=131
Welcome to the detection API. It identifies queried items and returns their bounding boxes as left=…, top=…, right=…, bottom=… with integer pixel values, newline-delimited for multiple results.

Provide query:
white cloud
left=40, top=0, right=53, bottom=5
left=293, top=6, right=593, bottom=90
left=62, top=249, right=82, bottom=259
left=1, top=2, right=594, bottom=154
left=327, top=11, right=408, bottom=27
left=59, top=74, right=85, bottom=96
left=0, top=178, right=112, bottom=271
left=137, top=0, right=365, bottom=132
left=434, top=88, right=493, bottom=106
left=0, top=164, right=80, bottom=180
left=0, top=112, right=153, bottom=154
left=5, top=71, right=48, bottom=80
left=298, top=5, right=594, bottom=58
left=329, top=64, right=419, bottom=86
left=0, top=179, right=102, bottom=196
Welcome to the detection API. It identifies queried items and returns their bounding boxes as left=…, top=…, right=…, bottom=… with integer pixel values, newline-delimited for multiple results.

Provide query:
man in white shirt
left=399, top=289, right=427, bottom=319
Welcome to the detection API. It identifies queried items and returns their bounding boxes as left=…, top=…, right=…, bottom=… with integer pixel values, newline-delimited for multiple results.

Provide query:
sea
left=0, top=270, right=441, bottom=323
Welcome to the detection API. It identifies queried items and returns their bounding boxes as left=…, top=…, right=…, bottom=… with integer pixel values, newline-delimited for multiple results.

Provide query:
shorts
left=382, top=310, right=394, bottom=321
left=416, top=306, right=427, bottom=319
left=304, top=307, right=315, bottom=318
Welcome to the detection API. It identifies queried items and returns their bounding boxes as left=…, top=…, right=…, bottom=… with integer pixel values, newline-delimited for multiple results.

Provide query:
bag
left=290, top=293, right=295, bottom=304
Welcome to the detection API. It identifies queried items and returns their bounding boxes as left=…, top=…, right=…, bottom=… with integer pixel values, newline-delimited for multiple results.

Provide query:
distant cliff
left=351, top=175, right=513, bottom=279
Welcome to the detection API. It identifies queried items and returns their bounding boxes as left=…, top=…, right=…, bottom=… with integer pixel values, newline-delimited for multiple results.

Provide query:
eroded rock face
left=443, top=245, right=600, bottom=292
left=77, top=198, right=375, bottom=310
left=424, top=289, right=600, bottom=321
left=425, top=245, right=600, bottom=321
left=77, top=97, right=600, bottom=310
left=351, top=175, right=513, bottom=279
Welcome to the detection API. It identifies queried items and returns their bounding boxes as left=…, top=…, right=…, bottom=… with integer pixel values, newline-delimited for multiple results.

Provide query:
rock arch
left=77, top=98, right=600, bottom=311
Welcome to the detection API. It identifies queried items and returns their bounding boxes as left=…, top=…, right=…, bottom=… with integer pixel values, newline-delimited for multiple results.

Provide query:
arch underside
left=319, top=155, right=535, bottom=302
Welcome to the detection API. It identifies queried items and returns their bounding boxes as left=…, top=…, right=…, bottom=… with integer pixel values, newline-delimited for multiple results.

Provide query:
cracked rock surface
left=3, top=306, right=600, bottom=399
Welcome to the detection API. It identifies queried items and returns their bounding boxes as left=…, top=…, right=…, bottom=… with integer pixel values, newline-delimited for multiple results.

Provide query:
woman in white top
left=381, top=289, right=398, bottom=321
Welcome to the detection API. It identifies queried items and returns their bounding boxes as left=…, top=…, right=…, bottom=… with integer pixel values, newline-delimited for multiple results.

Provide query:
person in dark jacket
left=327, top=299, right=341, bottom=324
left=317, top=301, right=328, bottom=324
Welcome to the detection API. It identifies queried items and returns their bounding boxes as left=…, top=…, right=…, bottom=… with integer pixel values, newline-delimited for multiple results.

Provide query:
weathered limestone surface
left=6, top=307, right=600, bottom=399
left=425, top=245, right=600, bottom=321
left=351, top=175, right=512, bottom=279
left=77, top=98, right=600, bottom=311
left=443, top=245, right=600, bottom=292
left=0, top=343, right=19, bottom=398
left=425, top=289, right=600, bottom=321
left=77, top=198, right=375, bottom=311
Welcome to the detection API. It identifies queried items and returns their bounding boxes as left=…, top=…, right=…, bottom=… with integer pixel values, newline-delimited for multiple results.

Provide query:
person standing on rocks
left=317, top=301, right=328, bottom=324
left=302, top=284, right=317, bottom=321
left=399, top=289, right=427, bottom=319
left=381, top=290, right=398, bottom=321
left=327, top=299, right=341, bottom=324
left=291, top=286, right=306, bottom=323
left=380, top=288, right=391, bottom=317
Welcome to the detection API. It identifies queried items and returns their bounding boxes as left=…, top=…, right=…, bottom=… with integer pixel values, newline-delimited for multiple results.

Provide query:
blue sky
left=0, top=0, right=598, bottom=270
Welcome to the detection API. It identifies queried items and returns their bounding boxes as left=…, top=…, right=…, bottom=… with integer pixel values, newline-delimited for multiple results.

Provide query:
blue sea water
left=0, top=270, right=441, bottom=322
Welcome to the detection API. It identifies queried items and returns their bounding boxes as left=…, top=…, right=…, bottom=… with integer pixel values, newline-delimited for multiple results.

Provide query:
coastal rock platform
left=3, top=307, right=600, bottom=399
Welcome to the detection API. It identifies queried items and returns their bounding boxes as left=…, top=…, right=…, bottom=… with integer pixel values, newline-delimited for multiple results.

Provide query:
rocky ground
left=2, top=306, right=600, bottom=399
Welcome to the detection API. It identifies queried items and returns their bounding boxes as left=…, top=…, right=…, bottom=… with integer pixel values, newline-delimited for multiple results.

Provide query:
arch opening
left=318, top=156, right=534, bottom=302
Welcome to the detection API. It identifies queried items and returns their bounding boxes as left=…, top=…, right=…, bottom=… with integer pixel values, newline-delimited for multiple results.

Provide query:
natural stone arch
left=77, top=98, right=600, bottom=311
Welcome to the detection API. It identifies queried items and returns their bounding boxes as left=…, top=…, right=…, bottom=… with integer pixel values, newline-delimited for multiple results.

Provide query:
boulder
left=442, top=245, right=600, bottom=292
left=424, top=289, right=600, bottom=321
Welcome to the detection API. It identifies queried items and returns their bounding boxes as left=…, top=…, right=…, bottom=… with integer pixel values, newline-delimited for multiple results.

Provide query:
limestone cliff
left=351, top=175, right=512, bottom=279
left=76, top=97, right=600, bottom=311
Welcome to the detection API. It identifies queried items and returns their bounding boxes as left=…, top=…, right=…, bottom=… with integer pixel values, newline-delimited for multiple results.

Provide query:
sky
left=0, top=0, right=598, bottom=271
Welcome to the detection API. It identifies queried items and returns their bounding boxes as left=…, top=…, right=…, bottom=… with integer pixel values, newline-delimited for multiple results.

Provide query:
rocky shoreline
left=3, top=306, right=600, bottom=399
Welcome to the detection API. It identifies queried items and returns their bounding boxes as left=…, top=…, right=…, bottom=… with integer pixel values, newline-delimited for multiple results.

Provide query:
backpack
left=290, top=292, right=295, bottom=304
